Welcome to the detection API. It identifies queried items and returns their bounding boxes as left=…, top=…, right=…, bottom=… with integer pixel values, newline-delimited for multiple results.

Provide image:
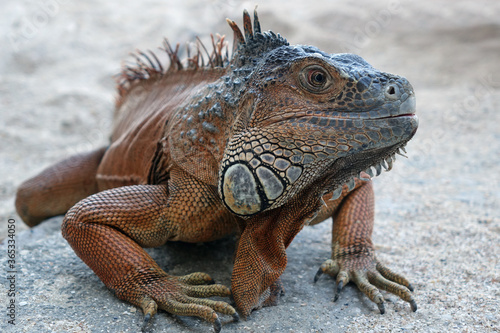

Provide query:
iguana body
left=16, top=10, right=418, bottom=332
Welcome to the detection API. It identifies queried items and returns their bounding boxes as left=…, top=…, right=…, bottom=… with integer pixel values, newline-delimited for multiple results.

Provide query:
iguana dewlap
left=15, top=10, right=418, bottom=332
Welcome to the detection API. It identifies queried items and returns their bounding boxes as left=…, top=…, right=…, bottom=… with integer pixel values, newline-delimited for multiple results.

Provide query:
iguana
left=15, top=10, right=419, bottom=332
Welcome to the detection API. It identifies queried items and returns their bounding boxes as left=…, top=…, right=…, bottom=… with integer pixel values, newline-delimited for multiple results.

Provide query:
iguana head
left=219, top=11, right=418, bottom=217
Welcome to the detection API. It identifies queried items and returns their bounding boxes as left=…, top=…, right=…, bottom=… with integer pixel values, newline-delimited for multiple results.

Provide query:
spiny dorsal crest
left=226, top=9, right=288, bottom=64
left=116, top=9, right=288, bottom=98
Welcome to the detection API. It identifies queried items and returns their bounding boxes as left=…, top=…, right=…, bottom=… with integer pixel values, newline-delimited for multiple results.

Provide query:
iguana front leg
left=313, top=179, right=417, bottom=313
left=62, top=168, right=238, bottom=332
left=231, top=195, right=321, bottom=317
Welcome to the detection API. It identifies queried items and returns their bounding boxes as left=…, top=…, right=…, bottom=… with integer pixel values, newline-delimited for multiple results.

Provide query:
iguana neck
left=164, top=68, right=248, bottom=186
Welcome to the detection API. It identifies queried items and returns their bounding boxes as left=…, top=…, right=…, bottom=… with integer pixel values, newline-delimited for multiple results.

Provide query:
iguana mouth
left=375, top=94, right=417, bottom=119
left=267, top=94, right=417, bottom=128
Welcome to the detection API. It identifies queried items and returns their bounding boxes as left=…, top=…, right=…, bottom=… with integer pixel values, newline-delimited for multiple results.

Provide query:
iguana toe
left=316, top=255, right=416, bottom=313
left=139, top=296, right=157, bottom=331
left=119, top=271, right=237, bottom=332
left=178, top=272, right=216, bottom=285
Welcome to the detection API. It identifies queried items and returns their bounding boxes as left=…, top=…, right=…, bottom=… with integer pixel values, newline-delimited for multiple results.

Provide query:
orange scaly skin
left=15, top=10, right=418, bottom=332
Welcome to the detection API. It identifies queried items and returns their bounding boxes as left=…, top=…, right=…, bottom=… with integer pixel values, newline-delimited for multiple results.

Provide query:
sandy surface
left=1, top=0, right=499, bottom=332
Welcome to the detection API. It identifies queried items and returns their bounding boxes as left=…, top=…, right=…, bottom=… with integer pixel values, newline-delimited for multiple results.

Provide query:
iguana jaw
left=322, top=111, right=419, bottom=194
left=219, top=109, right=418, bottom=217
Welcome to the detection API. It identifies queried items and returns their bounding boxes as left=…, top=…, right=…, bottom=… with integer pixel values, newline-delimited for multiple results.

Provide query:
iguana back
left=97, top=68, right=227, bottom=190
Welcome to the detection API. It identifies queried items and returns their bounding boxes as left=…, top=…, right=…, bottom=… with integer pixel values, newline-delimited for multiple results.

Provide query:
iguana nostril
left=385, top=84, right=399, bottom=99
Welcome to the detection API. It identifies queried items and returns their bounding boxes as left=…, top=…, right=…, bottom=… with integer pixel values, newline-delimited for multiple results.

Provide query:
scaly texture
left=15, top=9, right=418, bottom=332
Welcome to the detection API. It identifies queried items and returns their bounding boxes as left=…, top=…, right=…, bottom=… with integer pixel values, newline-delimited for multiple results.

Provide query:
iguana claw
left=141, top=313, right=151, bottom=333
left=313, top=267, right=323, bottom=283
left=410, top=299, right=418, bottom=312
left=213, top=318, right=222, bottom=333
left=333, top=280, right=343, bottom=302
left=377, top=302, right=386, bottom=314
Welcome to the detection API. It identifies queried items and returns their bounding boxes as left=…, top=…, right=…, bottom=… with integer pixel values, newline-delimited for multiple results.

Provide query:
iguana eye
left=299, top=65, right=332, bottom=93
left=309, top=70, right=326, bottom=86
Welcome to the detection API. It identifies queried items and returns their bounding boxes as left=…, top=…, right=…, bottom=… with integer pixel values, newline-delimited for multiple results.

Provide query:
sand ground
left=1, top=0, right=499, bottom=332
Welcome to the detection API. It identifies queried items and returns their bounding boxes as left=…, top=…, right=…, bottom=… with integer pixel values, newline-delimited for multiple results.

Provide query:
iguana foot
left=117, top=271, right=238, bottom=333
left=314, top=255, right=417, bottom=313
